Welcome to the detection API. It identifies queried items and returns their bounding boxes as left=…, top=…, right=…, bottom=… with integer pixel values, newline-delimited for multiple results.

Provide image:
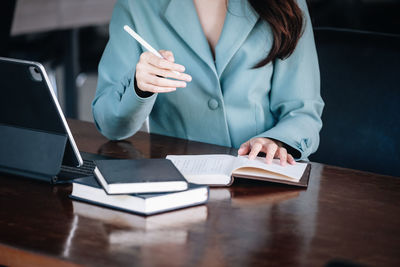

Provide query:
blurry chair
left=0, top=0, right=16, bottom=56
left=310, top=28, right=400, bottom=177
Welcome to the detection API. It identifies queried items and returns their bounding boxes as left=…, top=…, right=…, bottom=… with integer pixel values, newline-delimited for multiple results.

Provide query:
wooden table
left=0, top=119, right=399, bottom=267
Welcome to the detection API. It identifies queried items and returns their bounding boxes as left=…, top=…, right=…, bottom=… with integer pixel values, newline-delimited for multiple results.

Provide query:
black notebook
left=94, top=159, right=188, bottom=194
left=70, top=176, right=208, bottom=216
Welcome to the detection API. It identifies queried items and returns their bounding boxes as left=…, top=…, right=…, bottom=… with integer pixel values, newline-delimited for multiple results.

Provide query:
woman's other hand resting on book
left=135, top=50, right=192, bottom=95
left=238, top=137, right=296, bottom=166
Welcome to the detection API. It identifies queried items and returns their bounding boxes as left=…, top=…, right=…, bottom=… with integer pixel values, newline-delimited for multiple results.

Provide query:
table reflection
left=97, top=140, right=145, bottom=159
left=60, top=165, right=322, bottom=266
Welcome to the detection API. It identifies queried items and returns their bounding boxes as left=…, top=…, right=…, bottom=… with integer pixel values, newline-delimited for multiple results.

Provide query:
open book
left=166, top=154, right=311, bottom=187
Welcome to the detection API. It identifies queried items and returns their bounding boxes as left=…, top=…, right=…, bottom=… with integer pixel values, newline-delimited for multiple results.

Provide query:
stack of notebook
left=70, top=158, right=209, bottom=216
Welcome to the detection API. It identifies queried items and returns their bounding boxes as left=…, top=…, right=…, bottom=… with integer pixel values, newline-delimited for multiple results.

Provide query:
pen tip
left=123, top=25, right=129, bottom=31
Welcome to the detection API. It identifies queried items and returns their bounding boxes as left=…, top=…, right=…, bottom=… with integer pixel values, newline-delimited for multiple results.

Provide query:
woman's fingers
left=146, top=64, right=192, bottom=82
left=265, top=142, right=278, bottom=164
left=136, top=51, right=191, bottom=93
left=238, top=141, right=250, bottom=155
left=143, top=73, right=187, bottom=88
left=248, top=142, right=263, bottom=160
left=159, top=50, right=174, bottom=62
left=287, top=154, right=296, bottom=165
left=142, top=52, right=185, bottom=72
left=137, top=82, right=176, bottom=93
left=278, top=147, right=287, bottom=166
left=240, top=137, right=297, bottom=166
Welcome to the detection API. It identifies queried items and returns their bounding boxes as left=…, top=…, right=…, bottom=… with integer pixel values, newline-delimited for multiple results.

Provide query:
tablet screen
left=0, top=57, right=83, bottom=167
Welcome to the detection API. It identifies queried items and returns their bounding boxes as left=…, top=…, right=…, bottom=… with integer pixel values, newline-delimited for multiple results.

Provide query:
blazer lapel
left=163, top=0, right=216, bottom=74
left=215, top=0, right=259, bottom=77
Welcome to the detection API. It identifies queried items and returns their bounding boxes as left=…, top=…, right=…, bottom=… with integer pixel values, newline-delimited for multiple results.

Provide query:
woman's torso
left=131, top=0, right=275, bottom=148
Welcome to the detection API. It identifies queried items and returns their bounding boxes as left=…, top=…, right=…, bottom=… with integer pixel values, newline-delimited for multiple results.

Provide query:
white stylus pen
left=123, top=25, right=179, bottom=74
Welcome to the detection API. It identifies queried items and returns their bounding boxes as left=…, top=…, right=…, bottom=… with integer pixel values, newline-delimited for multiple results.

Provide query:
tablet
left=0, top=57, right=83, bottom=167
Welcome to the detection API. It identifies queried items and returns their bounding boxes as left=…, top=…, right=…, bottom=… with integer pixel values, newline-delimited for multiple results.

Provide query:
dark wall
left=0, top=1, right=16, bottom=56
left=5, top=1, right=400, bottom=63
left=308, top=0, right=400, bottom=35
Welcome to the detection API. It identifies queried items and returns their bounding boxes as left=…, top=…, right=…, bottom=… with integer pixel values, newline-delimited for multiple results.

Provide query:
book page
left=232, top=156, right=308, bottom=182
left=166, top=154, right=237, bottom=185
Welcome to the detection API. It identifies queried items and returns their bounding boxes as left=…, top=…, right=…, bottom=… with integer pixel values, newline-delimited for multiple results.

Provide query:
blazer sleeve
left=92, top=0, right=157, bottom=140
left=256, top=0, right=324, bottom=160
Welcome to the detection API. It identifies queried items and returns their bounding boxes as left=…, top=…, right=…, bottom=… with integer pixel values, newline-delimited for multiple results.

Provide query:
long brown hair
left=248, top=0, right=304, bottom=67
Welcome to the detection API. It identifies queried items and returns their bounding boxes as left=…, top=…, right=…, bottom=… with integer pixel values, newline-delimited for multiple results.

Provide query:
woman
left=92, top=0, right=324, bottom=165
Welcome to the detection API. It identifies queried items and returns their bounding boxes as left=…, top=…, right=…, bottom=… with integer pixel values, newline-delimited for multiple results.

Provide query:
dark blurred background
left=309, top=0, right=400, bottom=34
left=1, top=0, right=400, bottom=175
left=1, top=0, right=400, bottom=120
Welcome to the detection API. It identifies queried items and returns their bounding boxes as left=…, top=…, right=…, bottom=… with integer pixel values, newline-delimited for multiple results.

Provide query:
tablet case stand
left=0, top=124, right=67, bottom=183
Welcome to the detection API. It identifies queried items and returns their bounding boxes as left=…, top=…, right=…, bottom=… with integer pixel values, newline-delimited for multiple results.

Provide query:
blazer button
left=208, top=99, right=219, bottom=110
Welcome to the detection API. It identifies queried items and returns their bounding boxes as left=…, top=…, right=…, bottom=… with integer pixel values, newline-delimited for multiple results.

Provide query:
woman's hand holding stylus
left=135, top=50, right=192, bottom=94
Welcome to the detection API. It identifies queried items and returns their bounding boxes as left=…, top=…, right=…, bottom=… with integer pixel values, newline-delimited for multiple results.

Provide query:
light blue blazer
left=92, top=0, right=324, bottom=159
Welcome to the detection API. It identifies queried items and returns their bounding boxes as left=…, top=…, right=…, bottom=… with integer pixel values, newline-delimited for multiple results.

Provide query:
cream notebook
left=166, top=154, right=311, bottom=187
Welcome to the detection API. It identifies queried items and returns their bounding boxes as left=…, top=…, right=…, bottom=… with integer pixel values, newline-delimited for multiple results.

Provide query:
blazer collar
left=164, top=0, right=216, bottom=73
left=163, top=0, right=259, bottom=77
left=215, top=0, right=259, bottom=77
